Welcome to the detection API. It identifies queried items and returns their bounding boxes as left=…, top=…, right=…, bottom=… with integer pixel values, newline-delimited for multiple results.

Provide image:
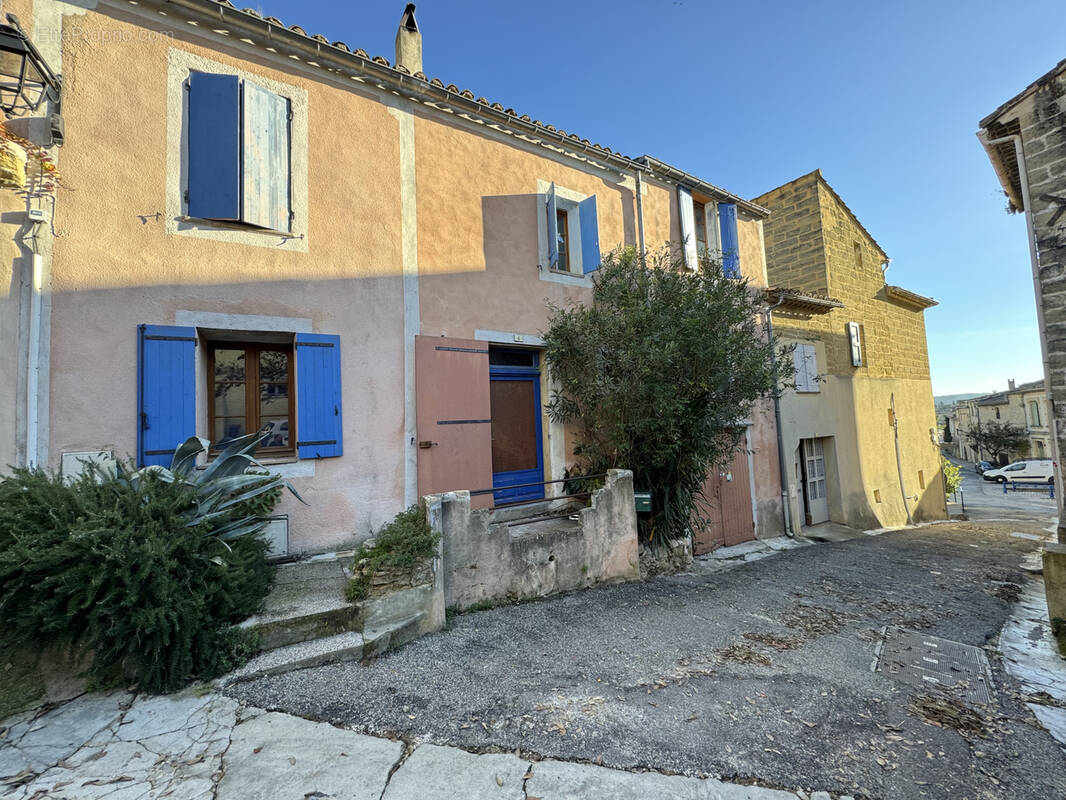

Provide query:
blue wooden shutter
left=296, top=333, right=343, bottom=459
left=578, top=194, right=601, bottom=273
left=188, top=72, right=240, bottom=221
left=242, top=81, right=291, bottom=231
left=545, top=183, right=559, bottom=268
left=137, top=324, right=197, bottom=467
left=718, top=202, right=740, bottom=278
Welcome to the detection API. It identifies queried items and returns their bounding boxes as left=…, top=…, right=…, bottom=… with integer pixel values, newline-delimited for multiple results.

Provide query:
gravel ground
left=229, top=521, right=1066, bottom=800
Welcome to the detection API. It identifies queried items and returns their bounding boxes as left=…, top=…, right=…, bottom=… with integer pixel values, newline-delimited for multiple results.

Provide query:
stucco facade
left=2, top=0, right=784, bottom=552
left=950, top=379, right=1050, bottom=464
left=755, top=171, right=946, bottom=532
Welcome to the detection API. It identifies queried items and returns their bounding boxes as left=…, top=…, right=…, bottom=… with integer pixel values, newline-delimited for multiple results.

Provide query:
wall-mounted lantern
left=0, top=14, right=60, bottom=117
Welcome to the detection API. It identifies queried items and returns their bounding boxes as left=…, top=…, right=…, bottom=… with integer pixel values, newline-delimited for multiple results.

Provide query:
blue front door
left=489, top=348, right=545, bottom=504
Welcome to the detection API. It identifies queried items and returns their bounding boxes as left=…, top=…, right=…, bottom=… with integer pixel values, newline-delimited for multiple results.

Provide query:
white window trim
left=175, top=309, right=315, bottom=479
left=536, top=179, right=593, bottom=286
left=166, top=49, right=309, bottom=251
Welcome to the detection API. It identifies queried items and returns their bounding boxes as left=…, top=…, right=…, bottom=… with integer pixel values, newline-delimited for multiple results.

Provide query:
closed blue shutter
left=242, top=81, right=291, bottom=231
left=718, top=202, right=740, bottom=278
left=578, top=194, right=601, bottom=273
left=296, top=333, right=343, bottom=459
left=188, top=72, right=240, bottom=221
left=545, top=183, right=559, bottom=268
left=137, top=325, right=197, bottom=467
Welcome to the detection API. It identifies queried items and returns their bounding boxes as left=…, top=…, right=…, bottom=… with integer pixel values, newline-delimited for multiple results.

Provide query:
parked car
left=981, top=459, right=1055, bottom=484
left=975, top=461, right=993, bottom=474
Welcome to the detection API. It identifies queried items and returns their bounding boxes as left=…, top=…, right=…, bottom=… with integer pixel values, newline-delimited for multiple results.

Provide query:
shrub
left=346, top=505, right=439, bottom=602
left=942, top=457, right=963, bottom=497
left=0, top=433, right=299, bottom=693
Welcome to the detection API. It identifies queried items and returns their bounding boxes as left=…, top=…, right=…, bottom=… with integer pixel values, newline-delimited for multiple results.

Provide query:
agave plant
left=114, top=431, right=305, bottom=541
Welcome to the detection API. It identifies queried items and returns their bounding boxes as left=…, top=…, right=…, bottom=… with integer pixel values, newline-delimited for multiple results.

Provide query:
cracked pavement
left=0, top=690, right=801, bottom=799
left=230, top=520, right=1066, bottom=799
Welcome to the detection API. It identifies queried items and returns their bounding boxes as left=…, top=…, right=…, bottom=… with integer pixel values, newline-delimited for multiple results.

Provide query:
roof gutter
left=155, top=0, right=648, bottom=177
left=638, top=156, right=770, bottom=219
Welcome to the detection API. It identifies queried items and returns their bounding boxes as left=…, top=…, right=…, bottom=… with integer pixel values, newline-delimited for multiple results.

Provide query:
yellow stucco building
left=754, top=171, right=946, bottom=532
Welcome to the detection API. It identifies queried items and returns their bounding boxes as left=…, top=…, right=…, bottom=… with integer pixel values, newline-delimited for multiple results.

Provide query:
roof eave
left=885, top=285, right=938, bottom=310
left=638, top=156, right=770, bottom=219
left=976, top=128, right=1025, bottom=213
left=765, top=288, right=844, bottom=315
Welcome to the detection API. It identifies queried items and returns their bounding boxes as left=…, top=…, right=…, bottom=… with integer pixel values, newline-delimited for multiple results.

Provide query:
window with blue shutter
left=578, top=194, right=601, bottom=273
left=187, top=72, right=292, bottom=232
left=137, top=324, right=197, bottom=466
left=677, top=186, right=698, bottom=270
left=295, top=333, right=343, bottom=459
left=718, top=202, right=740, bottom=278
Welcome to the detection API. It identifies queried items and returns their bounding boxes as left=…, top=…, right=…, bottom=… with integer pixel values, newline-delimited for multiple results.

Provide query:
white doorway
left=802, top=438, right=829, bottom=525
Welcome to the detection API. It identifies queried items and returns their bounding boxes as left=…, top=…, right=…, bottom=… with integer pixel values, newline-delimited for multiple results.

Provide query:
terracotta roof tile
left=414, top=71, right=427, bottom=80
left=372, top=55, right=390, bottom=66
left=242, top=7, right=260, bottom=18
left=460, top=89, right=474, bottom=99
left=312, top=34, right=328, bottom=43
left=353, top=48, right=368, bottom=59
left=332, top=41, right=349, bottom=52
left=396, top=64, right=410, bottom=74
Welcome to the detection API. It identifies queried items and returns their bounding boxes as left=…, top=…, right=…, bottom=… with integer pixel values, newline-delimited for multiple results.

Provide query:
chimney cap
left=400, top=3, right=419, bottom=33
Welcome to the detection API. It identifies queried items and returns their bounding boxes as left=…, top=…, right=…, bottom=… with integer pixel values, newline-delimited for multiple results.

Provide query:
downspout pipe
left=978, top=131, right=1064, bottom=534
left=766, top=297, right=793, bottom=536
left=635, top=169, right=646, bottom=262
left=25, top=250, right=43, bottom=468
left=891, top=393, right=915, bottom=526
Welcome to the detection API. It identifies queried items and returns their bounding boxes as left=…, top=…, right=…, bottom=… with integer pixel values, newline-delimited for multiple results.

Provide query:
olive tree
left=541, top=245, right=790, bottom=545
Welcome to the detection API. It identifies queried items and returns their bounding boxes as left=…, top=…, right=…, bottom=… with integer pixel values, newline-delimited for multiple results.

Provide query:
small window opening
left=556, top=209, right=570, bottom=272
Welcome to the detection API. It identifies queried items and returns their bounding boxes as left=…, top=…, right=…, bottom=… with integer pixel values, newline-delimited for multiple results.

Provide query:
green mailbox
left=634, top=491, right=652, bottom=512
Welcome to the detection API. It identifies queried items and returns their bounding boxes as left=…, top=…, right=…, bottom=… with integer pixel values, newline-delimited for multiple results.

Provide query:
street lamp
left=0, top=14, right=60, bottom=117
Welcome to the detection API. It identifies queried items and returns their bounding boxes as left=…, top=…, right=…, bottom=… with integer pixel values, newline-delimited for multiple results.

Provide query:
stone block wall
left=754, top=174, right=828, bottom=294
left=429, top=469, right=640, bottom=612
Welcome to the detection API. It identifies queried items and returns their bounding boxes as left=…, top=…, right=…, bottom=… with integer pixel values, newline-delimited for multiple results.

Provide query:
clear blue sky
left=258, top=0, right=1064, bottom=396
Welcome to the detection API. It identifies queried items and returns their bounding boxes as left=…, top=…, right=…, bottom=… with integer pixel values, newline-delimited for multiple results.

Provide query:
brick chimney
left=1008, top=378, right=1016, bottom=391
left=395, top=3, right=422, bottom=74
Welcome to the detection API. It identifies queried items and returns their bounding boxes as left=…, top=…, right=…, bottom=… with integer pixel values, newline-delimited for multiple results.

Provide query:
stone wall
left=429, top=469, right=639, bottom=612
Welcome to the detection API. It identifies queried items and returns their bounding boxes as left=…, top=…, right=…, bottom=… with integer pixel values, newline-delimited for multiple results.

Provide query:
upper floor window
left=1030, top=400, right=1042, bottom=427
left=847, top=322, right=864, bottom=367
left=793, top=343, right=819, bottom=393
left=543, top=182, right=601, bottom=276
left=187, top=71, right=292, bottom=232
left=678, top=186, right=739, bottom=277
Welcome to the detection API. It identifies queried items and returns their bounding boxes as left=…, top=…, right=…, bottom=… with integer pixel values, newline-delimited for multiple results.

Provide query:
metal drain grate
left=875, top=626, right=995, bottom=706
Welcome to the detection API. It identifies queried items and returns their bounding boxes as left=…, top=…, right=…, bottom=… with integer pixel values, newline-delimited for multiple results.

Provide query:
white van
left=982, top=459, right=1056, bottom=484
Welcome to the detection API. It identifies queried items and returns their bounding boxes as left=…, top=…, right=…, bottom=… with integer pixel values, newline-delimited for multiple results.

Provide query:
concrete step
left=239, top=559, right=362, bottom=650
left=226, top=612, right=428, bottom=683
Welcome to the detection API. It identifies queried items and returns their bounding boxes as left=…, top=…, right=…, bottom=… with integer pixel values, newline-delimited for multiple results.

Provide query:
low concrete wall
left=428, top=469, right=639, bottom=611
left=1044, top=543, right=1066, bottom=626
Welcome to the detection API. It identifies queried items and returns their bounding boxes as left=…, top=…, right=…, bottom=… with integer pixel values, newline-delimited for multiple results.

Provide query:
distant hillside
left=934, top=392, right=986, bottom=411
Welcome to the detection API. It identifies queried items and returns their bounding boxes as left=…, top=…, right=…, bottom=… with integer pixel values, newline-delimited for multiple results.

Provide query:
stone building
left=950, top=379, right=1050, bottom=464
left=754, top=171, right=946, bottom=532
left=978, top=57, right=1066, bottom=539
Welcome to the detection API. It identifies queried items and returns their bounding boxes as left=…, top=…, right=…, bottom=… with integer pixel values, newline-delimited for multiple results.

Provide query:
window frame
left=206, top=340, right=296, bottom=457
left=554, top=208, right=571, bottom=273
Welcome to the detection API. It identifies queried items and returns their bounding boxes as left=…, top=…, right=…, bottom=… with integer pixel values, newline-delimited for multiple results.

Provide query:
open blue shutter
left=545, top=183, right=559, bottom=268
left=242, top=81, right=291, bottom=231
left=137, top=325, right=197, bottom=467
left=578, top=194, right=601, bottom=273
left=188, top=72, right=240, bottom=221
left=296, top=333, right=343, bottom=459
left=718, top=202, right=740, bottom=278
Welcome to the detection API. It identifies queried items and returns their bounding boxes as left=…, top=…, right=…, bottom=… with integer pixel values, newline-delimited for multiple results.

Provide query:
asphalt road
left=949, top=455, right=1058, bottom=522
left=230, top=518, right=1066, bottom=800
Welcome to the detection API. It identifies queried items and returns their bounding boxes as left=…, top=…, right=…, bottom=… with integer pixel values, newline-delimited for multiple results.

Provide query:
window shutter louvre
left=718, top=202, right=740, bottom=278
left=137, top=324, right=197, bottom=467
left=188, top=72, right=240, bottom=221
left=803, top=345, right=819, bottom=392
left=242, top=81, right=291, bottom=231
left=578, top=194, right=601, bottom=273
left=678, top=185, right=697, bottom=270
left=295, top=333, right=343, bottom=459
left=545, top=183, right=559, bottom=268
left=793, top=345, right=808, bottom=392
left=847, top=322, right=863, bottom=366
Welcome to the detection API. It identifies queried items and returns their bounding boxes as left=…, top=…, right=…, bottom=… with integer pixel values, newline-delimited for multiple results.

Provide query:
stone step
left=226, top=612, right=428, bottom=683
left=239, top=559, right=363, bottom=650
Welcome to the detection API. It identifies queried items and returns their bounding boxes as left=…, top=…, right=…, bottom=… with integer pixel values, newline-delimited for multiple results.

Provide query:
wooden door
left=802, top=438, right=829, bottom=525
left=693, top=447, right=756, bottom=554
left=415, top=336, right=493, bottom=508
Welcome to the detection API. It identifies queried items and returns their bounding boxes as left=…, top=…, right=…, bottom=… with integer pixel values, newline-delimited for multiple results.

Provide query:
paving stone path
left=0, top=689, right=813, bottom=800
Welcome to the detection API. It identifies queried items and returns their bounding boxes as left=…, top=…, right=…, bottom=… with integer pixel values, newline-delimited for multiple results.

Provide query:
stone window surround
left=166, top=48, right=310, bottom=251
left=175, top=310, right=316, bottom=478
left=536, top=179, right=593, bottom=287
